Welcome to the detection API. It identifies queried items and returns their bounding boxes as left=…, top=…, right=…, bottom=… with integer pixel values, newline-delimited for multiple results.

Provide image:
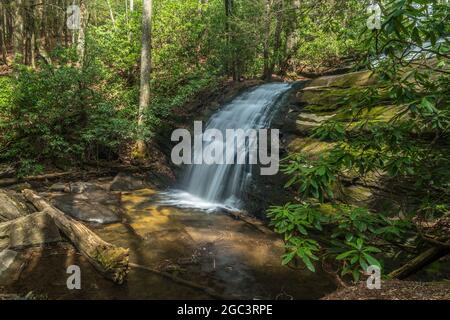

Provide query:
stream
left=0, top=83, right=336, bottom=299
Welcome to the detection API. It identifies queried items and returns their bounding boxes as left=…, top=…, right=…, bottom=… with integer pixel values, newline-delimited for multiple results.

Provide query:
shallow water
left=1, top=189, right=336, bottom=299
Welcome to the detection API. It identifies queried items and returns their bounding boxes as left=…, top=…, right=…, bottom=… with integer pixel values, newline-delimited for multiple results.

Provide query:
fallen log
left=22, top=189, right=129, bottom=284
left=0, top=165, right=163, bottom=188
left=389, top=246, right=450, bottom=280
left=0, top=171, right=107, bottom=188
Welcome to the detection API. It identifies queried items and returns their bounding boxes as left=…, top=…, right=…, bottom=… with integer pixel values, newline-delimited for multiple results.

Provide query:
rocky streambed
left=0, top=173, right=336, bottom=300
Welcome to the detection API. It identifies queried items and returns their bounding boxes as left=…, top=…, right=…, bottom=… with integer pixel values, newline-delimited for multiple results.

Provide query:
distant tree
left=136, top=0, right=153, bottom=156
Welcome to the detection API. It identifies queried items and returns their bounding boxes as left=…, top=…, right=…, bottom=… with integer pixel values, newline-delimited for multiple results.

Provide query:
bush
left=0, top=56, right=134, bottom=174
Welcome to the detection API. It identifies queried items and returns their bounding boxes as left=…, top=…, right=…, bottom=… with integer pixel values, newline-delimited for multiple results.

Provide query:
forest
left=0, top=0, right=449, bottom=301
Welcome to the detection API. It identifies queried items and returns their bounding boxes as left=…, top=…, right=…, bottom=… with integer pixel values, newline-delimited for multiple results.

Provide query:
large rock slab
left=0, top=190, right=33, bottom=222
left=50, top=191, right=121, bottom=224
left=306, top=70, right=377, bottom=89
left=0, top=212, right=62, bottom=250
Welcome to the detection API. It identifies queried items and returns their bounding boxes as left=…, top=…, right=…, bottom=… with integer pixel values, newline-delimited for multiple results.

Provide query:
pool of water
left=1, top=189, right=336, bottom=299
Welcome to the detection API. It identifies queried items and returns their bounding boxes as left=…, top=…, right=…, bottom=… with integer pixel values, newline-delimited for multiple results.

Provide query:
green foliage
left=0, top=51, right=134, bottom=174
left=269, top=0, right=450, bottom=282
left=268, top=203, right=397, bottom=281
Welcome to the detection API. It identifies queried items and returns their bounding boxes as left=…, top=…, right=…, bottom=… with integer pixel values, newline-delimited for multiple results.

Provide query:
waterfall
left=160, top=83, right=292, bottom=211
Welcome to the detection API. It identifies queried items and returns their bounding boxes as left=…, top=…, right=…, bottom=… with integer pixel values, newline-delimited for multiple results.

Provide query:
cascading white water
left=160, top=83, right=292, bottom=211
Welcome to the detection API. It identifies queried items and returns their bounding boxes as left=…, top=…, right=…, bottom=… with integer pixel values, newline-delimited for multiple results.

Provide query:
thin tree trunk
left=0, top=2, right=8, bottom=64
left=262, top=0, right=273, bottom=81
left=106, top=0, right=116, bottom=26
left=136, top=0, right=153, bottom=156
left=77, top=0, right=88, bottom=67
left=271, top=0, right=284, bottom=76
left=12, top=0, right=24, bottom=63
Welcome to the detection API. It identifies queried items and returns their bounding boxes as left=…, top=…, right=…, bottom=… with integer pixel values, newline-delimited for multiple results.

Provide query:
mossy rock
left=334, top=105, right=405, bottom=124
left=306, top=70, right=377, bottom=89
left=287, top=137, right=335, bottom=160
left=296, top=87, right=347, bottom=107
left=337, top=185, right=374, bottom=206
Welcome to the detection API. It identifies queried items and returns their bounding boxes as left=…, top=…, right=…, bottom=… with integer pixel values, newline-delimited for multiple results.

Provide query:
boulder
left=109, top=172, right=150, bottom=191
left=0, top=212, right=62, bottom=251
left=0, top=190, right=33, bottom=222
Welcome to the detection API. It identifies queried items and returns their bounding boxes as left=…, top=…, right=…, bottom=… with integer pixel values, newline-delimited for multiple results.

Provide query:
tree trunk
left=262, top=0, right=273, bottom=81
left=77, top=0, right=88, bottom=67
left=12, top=0, right=24, bottom=63
left=0, top=2, right=8, bottom=64
left=23, top=189, right=130, bottom=284
left=271, top=0, right=284, bottom=76
left=224, top=0, right=238, bottom=81
left=36, top=0, right=51, bottom=65
left=136, top=0, right=153, bottom=156
left=106, top=0, right=116, bottom=26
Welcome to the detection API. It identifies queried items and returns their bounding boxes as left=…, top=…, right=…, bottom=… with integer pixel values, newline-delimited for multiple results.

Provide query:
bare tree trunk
left=106, top=0, right=116, bottom=26
left=36, top=0, right=52, bottom=65
left=136, top=0, right=153, bottom=156
left=262, top=0, right=273, bottom=81
left=224, top=0, right=238, bottom=81
left=77, top=0, right=88, bottom=67
left=271, top=0, right=284, bottom=76
left=0, top=2, right=8, bottom=64
left=12, top=0, right=24, bottom=63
